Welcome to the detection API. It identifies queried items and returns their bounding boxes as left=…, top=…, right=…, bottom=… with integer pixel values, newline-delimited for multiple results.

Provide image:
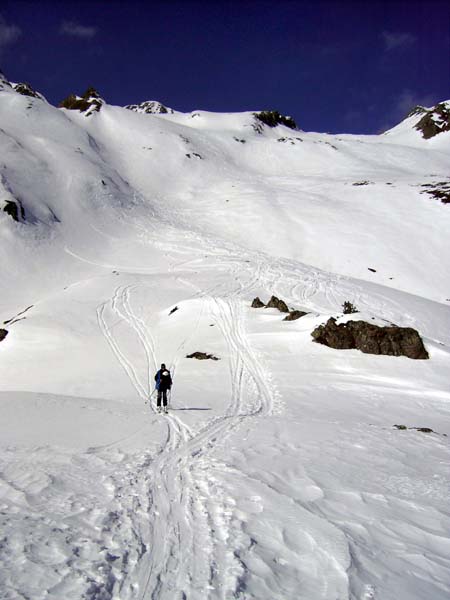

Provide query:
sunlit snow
left=1, top=81, right=449, bottom=600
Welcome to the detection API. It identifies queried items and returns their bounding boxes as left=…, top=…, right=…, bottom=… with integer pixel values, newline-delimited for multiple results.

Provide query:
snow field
left=1, top=84, right=450, bottom=599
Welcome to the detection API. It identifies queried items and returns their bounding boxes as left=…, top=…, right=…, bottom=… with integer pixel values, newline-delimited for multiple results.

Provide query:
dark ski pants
left=157, top=390, right=168, bottom=407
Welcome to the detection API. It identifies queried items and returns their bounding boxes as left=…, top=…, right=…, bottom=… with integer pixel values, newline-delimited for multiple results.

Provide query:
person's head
left=161, top=363, right=166, bottom=369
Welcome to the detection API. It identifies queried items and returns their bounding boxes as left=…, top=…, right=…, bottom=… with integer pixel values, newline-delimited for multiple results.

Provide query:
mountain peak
left=413, top=101, right=450, bottom=139
left=58, top=87, right=104, bottom=116
left=125, top=100, right=175, bottom=115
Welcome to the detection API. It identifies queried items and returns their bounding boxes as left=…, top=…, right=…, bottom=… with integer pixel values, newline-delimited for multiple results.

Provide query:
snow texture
left=1, top=75, right=450, bottom=600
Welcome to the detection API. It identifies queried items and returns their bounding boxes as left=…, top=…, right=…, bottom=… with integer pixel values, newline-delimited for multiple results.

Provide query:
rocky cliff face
left=59, top=87, right=104, bottom=116
left=409, top=101, right=450, bottom=139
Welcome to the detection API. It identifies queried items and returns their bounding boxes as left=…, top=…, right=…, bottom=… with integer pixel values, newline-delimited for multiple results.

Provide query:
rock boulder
left=311, top=318, right=428, bottom=359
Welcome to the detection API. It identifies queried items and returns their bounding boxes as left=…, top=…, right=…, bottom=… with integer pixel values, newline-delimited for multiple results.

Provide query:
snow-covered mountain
left=1, top=72, right=450, bottom=600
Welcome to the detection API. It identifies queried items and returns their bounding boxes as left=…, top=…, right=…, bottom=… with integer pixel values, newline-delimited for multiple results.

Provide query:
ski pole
left=147, top=388, right=157, bottom=405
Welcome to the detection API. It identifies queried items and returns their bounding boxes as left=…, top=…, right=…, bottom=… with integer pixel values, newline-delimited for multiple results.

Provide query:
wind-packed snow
left=1, top=79, right=450, bottom=600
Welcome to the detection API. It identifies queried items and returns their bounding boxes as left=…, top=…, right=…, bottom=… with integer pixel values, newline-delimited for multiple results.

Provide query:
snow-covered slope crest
left=384, top=100, right=450, bottom=144
left=125, top=99, right=175, bottom=115
left=1, top=68, right=450, bottom=306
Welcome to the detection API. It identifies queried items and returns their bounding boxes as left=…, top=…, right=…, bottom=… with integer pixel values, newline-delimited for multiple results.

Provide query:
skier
left=154, top=363, right=172, bottom=413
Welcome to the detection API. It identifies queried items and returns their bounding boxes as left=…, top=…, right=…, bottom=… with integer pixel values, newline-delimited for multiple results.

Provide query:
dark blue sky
left=1, top=0, right=449, bottom=133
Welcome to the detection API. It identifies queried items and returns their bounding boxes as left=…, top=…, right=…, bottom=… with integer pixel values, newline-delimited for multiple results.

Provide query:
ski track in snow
left=91, top=256, right=288, bottom=599
left=85, top=244, right=449, bottom=600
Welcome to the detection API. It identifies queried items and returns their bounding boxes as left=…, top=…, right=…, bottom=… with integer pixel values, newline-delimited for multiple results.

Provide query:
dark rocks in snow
left=0, top=329, right=8, bottom=342
left=394, top=424, right=441, bottom=434
left=125, top=100, right=174, bottom=114
left=368, top=268, right=377, bottom=273
left=352, top=181, right=371, bottom=186
left=283, top=310, right=308, bottom=321
left=3, top=199, right=25, bottom=222
left=251, top=297, right=265, bottom=308
left=251, top=296, right=308, bottom=320
left=266, top=295, right=289, bottom=313
left=0, top=70, right=12, bottom=92
left=169, top=306, right=178, bottom=315
left=414, top=102, right=450, bottom=139
left=12, top=82, right=41, bottom=99
left=311, top=317, right=429, bottom=359
left=420, top=181, right=450, bottom=204
left=59, top=87, right=104, bottom=115
left=186, top=352, right=219, bottom=361
left=254, top=110, right=297, bottom=131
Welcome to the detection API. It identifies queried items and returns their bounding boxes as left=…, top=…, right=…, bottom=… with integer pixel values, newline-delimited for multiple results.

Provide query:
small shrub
left=342, top=301, right=358, bottom=314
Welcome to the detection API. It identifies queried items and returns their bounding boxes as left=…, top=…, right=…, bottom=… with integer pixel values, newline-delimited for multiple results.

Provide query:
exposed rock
left=421, top=181, right=450, bottom=204
left=0, top=70, right=12, bottom=92
left=59, top=87, right=104, bottom=116
left=266, top=295, right=289, bottom=313
left=283, top=310, right=308, bottom=321
left=394, top=425, right=435, bottom=434
left=186, top=352, right=219, bottom=361
left=413, top=102, right=450, bottom=139
left=352, top=181, right=371, bottom=186
left=251, top=297, right=265, bottom=308
left=12, top=82, right=41, bottom=99
left=169, top=306, right=178, bottom=315
left=311, top=317, right=429, bottom=359
left=407, top=105, right=427, bottom=118
left=125, top=100, right=174, bottom=115
left=0, top=329, right=8, bottom=342
left=3, top=199, right=25, bottom=222
left=254, top=110, right=297, bottom=131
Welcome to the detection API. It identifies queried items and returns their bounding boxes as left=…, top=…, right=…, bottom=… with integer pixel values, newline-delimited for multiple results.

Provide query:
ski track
left=91, top=255, right=286, bottom=599
left=95, top=251, right=371, bottom=599
left=13, top=244, right=438, bottom=599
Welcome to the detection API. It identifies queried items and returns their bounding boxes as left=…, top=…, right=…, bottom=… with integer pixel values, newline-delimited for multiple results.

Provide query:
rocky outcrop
left=254, top=110, right=297, bottom=131
left=420, top=181, right=450, bottom=204
left=251, top=297, right=265, bottom=308
left=3, top=199, right=25, bottom=222
left=283, top=310, right=308, bottom=321
left=266, top=295, right=289, bottom=313
left=311, top=318, right=429, bottom=359
left=0, top=70, right=12, bottom=92
left=412, top=101, right=450, bottom=139
left=125, top=100, right=174, bottom=115
left=0, top=329, right=8, bottom=342
left=12, top=82, right=42, bottom=99
left=59, top=87, right=104, bottom=116
left=251, top=296, right=308, bottom=320
left=186, top=352, right=219, bottom=361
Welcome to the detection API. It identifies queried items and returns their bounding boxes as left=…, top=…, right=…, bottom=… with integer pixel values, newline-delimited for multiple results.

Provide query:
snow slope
left=1, top=77, right=450, bottom=600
